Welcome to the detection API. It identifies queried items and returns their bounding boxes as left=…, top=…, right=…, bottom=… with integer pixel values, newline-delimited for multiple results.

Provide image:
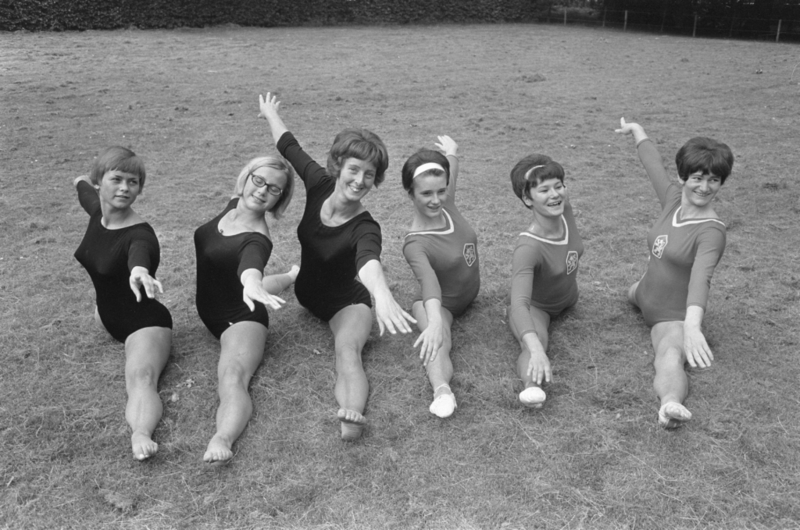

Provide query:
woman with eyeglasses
left=259, top=92, right=415, bottom=440
left=73, top=146, right=173, bottom=461
left=400, top=136, right=480, bottom=418
left=615, top=118, right=733, bottom=429
left=507, top=155, right=584, bottom=409
left=194, top=156, right=299, bottom=463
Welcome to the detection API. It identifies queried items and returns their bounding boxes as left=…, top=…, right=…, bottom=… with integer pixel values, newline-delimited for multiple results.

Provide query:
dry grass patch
left=2, top=23, right=800, bottom=529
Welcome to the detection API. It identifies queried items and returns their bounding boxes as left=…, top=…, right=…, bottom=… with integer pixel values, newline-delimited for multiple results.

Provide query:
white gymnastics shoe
left=519, top=386, right=547, bottom=408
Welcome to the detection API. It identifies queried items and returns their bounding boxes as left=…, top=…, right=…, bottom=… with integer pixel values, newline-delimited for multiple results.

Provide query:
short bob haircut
left=675, top=137, right=734, bottom=184
left=326, top=128, right=389, bottom=186
left=233, top=156, right=296, bottom=220
left=89, top=146, right=147, bottom=188
left=510, top=154, right=565, bottom=209
left=401, top=148, right=450, bottom=194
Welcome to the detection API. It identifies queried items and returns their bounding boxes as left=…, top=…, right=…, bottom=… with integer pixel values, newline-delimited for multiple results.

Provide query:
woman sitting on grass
left=615, top=118, right=733, bottom=429
left=73, top=146, right=173, bottom=461
left=508, top=155, right=584, bottom=409
left=400, top=136, right=479, bottom=418
left=259, top=92, right=415, bottom=440
left=194, top=156, right=299, bottom=463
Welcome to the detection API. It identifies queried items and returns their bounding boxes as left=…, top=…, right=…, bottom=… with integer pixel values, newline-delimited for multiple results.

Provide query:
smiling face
left=525, top=177, right=567, bottom=218
left=410, top=173, right=449, bottom=220
left=98, top=169, right=142, bottom=211
left=681, top=171, right=722, bottom=209
left=336, top=157, right=376, bottom=202
left=243, top=166, right=287, bottom=213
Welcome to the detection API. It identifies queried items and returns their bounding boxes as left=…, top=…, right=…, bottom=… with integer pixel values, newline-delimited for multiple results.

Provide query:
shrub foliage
left=0, top=0, right=549, bottom=31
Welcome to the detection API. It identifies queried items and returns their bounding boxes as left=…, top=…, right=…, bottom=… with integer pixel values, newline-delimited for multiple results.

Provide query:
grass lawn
left=2, top=23, right=800, bottom=529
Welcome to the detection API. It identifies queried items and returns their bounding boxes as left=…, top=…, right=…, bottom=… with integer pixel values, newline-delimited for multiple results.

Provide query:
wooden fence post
left=693, top=14, right=697, bottom=37
left=564, top=8, right=567, bottom=26
left=602, top=8, right=606, bottom=28
left=776, top=19, right=782, bottom=42
left=624, top=10, right=628, bottom=32
left=661, top=10, right=666, bottom=33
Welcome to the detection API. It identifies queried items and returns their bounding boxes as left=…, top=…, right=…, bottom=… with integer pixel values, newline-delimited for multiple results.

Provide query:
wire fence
left=539, top=6, right=800, bottom=42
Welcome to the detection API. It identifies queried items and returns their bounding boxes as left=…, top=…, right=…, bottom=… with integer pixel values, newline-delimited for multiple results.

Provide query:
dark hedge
left=0, top=0, right=549, bottom=31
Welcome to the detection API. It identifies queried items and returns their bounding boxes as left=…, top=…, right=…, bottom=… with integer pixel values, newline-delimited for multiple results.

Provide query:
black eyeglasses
left=248, top=173, right=283, bottom=196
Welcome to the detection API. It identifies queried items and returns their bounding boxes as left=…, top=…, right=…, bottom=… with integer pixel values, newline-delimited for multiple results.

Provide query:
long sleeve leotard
left=194, top=198, right=273, bottom=339
left=633, top=140, right=726, bottom=327
left=73, top=180, right=173, bottom=342
left=277, top=131, right=381, bottom=322
left=508, top=201, right=583, bottom=339
left=402, top=205, right=480, bottom=317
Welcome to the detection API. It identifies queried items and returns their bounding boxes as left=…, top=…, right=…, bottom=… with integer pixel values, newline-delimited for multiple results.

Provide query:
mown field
left=1, top=23, right=799, bottom=529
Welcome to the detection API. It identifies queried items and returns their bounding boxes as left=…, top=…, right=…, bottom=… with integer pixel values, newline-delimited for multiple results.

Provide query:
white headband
left=524, top=165, right=545, bottom=180
left=413, top=163, right=445, bottom=179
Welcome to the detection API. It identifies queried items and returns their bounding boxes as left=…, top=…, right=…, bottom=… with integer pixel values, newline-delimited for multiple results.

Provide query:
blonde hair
left=233, top=156, right=295, bottom=219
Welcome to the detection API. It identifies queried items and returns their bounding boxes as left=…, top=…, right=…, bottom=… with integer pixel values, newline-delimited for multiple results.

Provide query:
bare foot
left=203, top=433, right=234, bottom=463
left=658, top=401, right=692, bottom=429
left=337, top=408, right=366, bottom=441
left=131, top=431, right=158, bottom=461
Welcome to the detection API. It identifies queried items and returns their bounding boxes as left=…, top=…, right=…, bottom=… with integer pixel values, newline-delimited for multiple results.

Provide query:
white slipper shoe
left=519, top=386, right=547, bottom=408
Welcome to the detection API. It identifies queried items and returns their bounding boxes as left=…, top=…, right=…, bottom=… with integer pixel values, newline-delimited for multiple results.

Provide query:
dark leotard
left=277, top=132, right=381, bottom=322
left=74, top=180, right=173, bottom=343
left=194, top=198, right=273, bottom=339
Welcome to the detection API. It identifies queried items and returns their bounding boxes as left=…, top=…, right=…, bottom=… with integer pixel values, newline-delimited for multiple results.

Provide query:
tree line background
left=0, top=0, right=798, bottom=39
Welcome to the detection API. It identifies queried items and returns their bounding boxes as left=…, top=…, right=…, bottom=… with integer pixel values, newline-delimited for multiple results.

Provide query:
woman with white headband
left=400, top=136, right=480, bottom=418
left=508, top=155, right=584, bottom=408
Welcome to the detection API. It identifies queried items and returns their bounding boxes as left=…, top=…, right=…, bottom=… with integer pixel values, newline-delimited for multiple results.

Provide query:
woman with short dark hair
left=616, top=118, right=734, bottom=429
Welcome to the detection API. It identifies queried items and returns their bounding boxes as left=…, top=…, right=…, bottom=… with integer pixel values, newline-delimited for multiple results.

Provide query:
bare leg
left=124, top=326, right=172, bottom=461
left=412, top=301, right=456, bottom=418
left=204, top=321, right=268, bottom=463
left=651, top=321, right=692, bottom=429
left=262, top=265, right=299, bottom=294
left=329, top=304, right=373, bottom=440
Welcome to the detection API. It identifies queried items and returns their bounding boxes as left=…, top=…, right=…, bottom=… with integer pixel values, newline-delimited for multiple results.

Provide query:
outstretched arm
left=358, top=259, right=416, bottom=336
left=509, top=245, right=552, bottom=385
left=129, top=266, right=164, bottom=303
left=434, top=135, right=459, bottom=203
left=684, top=306, right=713, bottom=368
left=240, top=268, right=285, bottom=312
left=615, top=117, right=671, bottom=206
left=259, top=92, right=289, bottom=146
left=414, top=298, right=445, bottom=365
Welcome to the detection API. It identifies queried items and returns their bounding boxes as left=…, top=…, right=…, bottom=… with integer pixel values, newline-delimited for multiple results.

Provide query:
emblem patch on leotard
left=566, top=250, right=579, bottom=275
left=652, top=235, right=668, bottom=259
left=463, top=243, right=477, bottom=267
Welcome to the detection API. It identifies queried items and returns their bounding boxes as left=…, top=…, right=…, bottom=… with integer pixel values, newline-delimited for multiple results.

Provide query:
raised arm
left=74, top=176, right=101, bottom=216
left=615, top=118, right=671, bottom=207
left=434, top=135, right=459, bottom=204
left=357, top=259, right=416, bottom=336
left=259, top=92, right=289, bottom=146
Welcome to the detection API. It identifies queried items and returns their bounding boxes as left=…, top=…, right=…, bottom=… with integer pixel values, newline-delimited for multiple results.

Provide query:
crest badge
left=463, top=243, right=477, bottom=267
left=652, top=235, right=668, bottom=259
left=566, top=250, right=579, bottom=275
